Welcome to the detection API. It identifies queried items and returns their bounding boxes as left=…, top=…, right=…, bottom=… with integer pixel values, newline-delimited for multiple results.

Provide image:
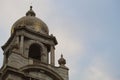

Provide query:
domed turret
left=1, top=6, right=69, bottom=80
left=11, top=6, right=49, bottom=34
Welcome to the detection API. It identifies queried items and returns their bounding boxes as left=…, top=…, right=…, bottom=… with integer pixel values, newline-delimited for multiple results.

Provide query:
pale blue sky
left=0, top=0, right=120, bottom=80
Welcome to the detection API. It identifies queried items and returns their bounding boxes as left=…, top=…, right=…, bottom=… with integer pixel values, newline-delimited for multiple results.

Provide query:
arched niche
left=24, top=40, right=48, bottom=64
left=29, top=43, right=41, bottom=60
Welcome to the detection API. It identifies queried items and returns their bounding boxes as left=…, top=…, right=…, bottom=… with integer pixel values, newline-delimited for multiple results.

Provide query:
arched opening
left=29, top=44, right=41, bottom=60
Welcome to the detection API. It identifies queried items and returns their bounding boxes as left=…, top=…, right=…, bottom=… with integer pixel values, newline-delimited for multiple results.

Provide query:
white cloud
left=86, top=66, right=112, bottom=80
left=83, top=57, right=114, bottom=80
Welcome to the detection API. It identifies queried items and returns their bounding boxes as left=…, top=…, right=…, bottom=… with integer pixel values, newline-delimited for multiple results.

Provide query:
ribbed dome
left=11, top=6, right=49, bottom=34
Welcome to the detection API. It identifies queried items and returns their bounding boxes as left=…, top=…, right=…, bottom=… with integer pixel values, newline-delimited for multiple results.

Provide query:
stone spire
left=26, top=6, right=36, bottom=16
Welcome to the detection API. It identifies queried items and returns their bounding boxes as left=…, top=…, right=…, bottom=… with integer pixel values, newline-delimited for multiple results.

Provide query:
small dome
left=58, top=54, right=66, bottom=66
left=11, top=6, right=49, bottom=34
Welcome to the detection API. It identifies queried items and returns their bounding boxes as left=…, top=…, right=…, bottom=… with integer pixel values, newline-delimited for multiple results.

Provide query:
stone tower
left=0, top=6, right=69, bottom=80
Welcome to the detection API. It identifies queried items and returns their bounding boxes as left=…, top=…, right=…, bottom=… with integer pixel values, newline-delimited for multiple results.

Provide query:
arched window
left=29, top=44, right=41, bottom=60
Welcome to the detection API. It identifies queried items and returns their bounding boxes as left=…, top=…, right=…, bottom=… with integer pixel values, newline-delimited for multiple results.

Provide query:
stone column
left=50, top=46, right=55, bottom=65
left=3, top=55, right=6, bottom=65
left=16, top=36, right=19, bottom=44
left=20, top=35, right=24, bottom=55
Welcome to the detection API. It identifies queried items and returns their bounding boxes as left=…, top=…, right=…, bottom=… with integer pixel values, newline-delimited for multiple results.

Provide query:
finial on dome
left=58, top=54, right=66, bottom=67
left=30, top=6, right=32, bottom=10
left=61, top=54, right=63, bottom=58
left=26, top=6, right=36, bottom=16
